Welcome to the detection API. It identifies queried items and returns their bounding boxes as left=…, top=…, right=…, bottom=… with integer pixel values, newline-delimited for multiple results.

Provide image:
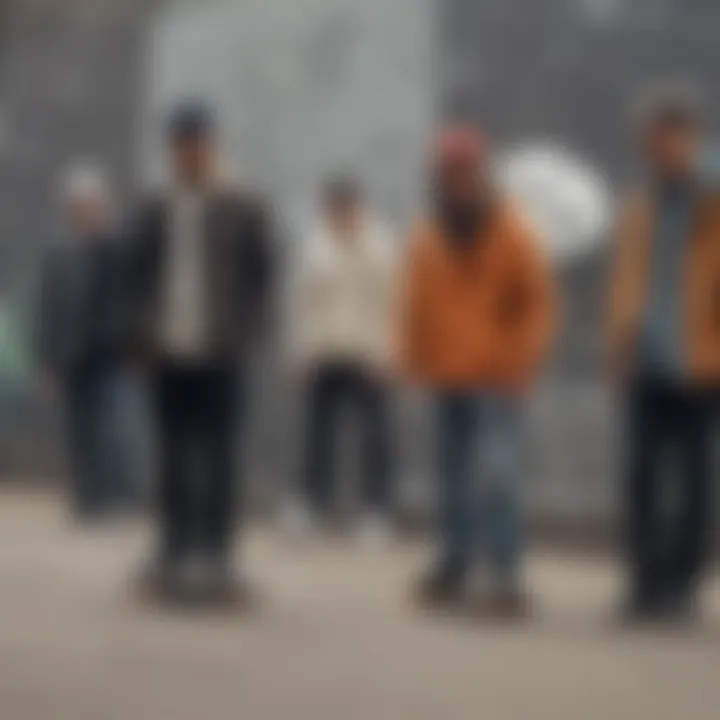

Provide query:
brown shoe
left=468, top=588, right=532, bottom=622
left=412, top=559, right=467, bottom=612
left=132, top=554, right=256, bottom=614
left=132, top=552, right=182, bottom=604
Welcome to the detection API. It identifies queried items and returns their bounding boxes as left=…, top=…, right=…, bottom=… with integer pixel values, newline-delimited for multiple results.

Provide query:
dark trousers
left=151, top=361, right=243, bottom=560
left=64, top=365, right=140, bottom=517
left=303, top=362, right=392, bottom=517
left=624, top=378, right=714, bottom=601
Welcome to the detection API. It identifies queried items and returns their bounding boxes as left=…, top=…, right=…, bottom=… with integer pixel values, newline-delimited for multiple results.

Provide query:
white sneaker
left=356, top=513, right=393, bottom=549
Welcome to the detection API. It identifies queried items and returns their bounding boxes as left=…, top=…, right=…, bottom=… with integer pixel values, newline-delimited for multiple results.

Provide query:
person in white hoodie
left=287, top=176, right=397, bottom=541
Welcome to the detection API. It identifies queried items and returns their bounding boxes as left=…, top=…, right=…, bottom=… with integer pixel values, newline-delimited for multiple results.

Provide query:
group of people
left=36, top=86, right=717, bottom=621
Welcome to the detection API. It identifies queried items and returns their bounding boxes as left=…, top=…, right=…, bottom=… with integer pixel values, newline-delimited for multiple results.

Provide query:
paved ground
left=0, top=491, right=718, bottom=720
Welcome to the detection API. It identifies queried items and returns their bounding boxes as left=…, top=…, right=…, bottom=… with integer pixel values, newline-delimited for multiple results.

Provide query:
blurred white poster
left=499, top=143, right=613, bottom=263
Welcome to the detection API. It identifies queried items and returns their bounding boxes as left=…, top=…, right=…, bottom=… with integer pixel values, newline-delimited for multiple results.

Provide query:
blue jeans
left=64, top=367, right=146, bottom=516
left=435, top=392, right=524, bottom=588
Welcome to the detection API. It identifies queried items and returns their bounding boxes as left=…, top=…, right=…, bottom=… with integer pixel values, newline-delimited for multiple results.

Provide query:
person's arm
left=501, top=221, right=559, bottom=390
left=120, top=198, right=158, bottom=363
left=240, top=196, right=275, bottom=347
left=605, top=199, right=641, bottom=386
left=397, top=229, right=430, bottom=382
left=34, top=246, right=61, bottom=376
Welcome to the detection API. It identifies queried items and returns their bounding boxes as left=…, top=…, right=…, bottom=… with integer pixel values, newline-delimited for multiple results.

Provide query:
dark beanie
left=166, top=99, right=215, bottom=139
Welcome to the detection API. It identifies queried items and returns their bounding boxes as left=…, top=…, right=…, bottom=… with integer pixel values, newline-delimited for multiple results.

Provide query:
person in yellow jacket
left=607, top=85, right=720, bottom=622
left=400, top=124, right=557, bottom=617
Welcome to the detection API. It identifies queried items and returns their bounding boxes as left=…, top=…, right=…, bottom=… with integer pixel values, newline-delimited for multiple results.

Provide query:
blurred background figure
left=125, top=100, right=273, bottom=601
left=402, top=124, right=556, bottom=618
left=283, top=176, right=397, bottom=545
left=36, top=162, right=142, bottom=520
left=607, top=85, right=719, bottom=623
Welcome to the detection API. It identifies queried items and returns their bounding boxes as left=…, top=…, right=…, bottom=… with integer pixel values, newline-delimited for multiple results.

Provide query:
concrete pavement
left=0, top=492, right=718, bottom=720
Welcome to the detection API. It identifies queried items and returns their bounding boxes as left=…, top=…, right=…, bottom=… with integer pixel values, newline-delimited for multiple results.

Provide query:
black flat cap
left=166, top=99, right=216, bottom=139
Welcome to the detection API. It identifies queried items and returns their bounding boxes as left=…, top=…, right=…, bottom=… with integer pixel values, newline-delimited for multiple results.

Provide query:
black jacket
left=124, top=189, right=274, bottom=362
left=36, top=234, right=125, bottom=376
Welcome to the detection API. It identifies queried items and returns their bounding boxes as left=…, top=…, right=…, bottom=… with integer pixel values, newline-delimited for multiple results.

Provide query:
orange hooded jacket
left=400, top=202, right=557, bottom=391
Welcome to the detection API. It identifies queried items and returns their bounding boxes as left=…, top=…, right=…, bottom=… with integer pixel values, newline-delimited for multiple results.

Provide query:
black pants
left=303, top=362, right=392, bottom=517
left=151, top=361, right=243, bottom=560
left=624, top=379, right=713, bottom=601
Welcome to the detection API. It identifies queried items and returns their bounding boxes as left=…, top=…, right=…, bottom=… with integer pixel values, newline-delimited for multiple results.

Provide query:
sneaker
left=199, top=549, right=230, bottom=583
left=660, top=589, right=698, bottom=624
left=176, top=554, right=211, bottom=594
left=202, top=553, right=256, bottom=608
left=413, top=558, right=467, bottom=611
left=134, top=549, right=182, bottom=601
left=356, top=513, right=393, bottom=549
left=618, top=591, right=663, bottom=625
left=278, top=498, right=318, bottom=539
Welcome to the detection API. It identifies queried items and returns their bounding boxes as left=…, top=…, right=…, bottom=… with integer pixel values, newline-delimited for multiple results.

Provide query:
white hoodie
left=289, top=216, right=397, bottom=368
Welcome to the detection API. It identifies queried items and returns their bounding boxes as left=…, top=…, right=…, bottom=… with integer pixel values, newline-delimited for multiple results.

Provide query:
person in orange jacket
left=401, top=124, right=557, bottom=617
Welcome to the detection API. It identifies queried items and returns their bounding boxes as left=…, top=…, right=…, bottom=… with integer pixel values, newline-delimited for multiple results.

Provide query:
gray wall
left=0, top=0, right=718, bottom=534
left=0, top=1, right=148, bottom=473
left=138, top=0, right=436, bottom=513
left=443, top=0, right=720, bottom=524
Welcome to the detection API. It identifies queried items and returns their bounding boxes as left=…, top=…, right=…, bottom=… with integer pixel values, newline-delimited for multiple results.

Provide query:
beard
left=435, top=192, right=494, bottom=247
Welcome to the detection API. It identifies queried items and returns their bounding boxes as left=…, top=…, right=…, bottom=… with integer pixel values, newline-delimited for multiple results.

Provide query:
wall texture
left=442, top=0, right=720, bottom=524
left=0, top=1, right=148, bottom=473
left=0, top=0, right=719, bottom=534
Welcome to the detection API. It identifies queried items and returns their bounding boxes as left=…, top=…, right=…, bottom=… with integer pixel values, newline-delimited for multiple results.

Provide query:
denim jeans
left=435, top=392, right=524, bottom=588
left=64, top=366, right=145, bottom=516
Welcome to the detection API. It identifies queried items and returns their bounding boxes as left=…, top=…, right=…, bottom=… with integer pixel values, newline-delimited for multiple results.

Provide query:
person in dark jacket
left=126, top=100, right=273, bottom=600
left=37, top=163, right=141, bottom=519
left=607, top=85, right=720, bottom=622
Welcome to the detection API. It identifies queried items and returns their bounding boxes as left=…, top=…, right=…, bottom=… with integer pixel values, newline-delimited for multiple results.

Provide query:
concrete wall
left=0, top=0, right=148, bottom=473
left=443, top=0, right=720, bottom=527
left=0, top=0, right=718, bottom=537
